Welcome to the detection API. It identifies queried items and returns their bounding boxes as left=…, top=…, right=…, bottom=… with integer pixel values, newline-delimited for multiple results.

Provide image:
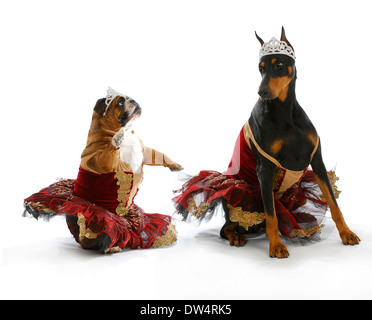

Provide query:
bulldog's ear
left=94, top=98, right=107, bottom=116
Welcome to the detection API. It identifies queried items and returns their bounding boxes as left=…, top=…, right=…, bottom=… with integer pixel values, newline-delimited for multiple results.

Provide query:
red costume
left=24, top=166, right=176, bottom=253
left=173, top=122, right=339, bottom=238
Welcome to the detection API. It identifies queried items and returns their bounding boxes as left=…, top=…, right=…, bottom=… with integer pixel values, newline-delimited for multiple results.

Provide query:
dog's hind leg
left=220, top=199, right=245, bottom=247
left=66, top=215, right=111, bottom=253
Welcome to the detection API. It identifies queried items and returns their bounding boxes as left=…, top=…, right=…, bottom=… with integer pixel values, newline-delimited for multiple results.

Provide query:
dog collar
left=259, top=37, right=296, bottom=60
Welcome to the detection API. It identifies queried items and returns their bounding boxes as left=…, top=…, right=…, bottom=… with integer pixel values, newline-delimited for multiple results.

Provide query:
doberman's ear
left=255, top=31, right=264, bottom=46
left=280, top=26, right=294, bottom=51
left=94, top=98, right=107, bottom=116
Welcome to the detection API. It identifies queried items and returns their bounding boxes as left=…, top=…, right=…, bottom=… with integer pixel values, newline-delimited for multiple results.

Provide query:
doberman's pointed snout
left=258, top=88, right=270, bottom=99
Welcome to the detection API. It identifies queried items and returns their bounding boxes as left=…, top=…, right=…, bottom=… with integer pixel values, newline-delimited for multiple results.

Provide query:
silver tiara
left=103, top=87, right=128, bottom=117
left=259, top=37, right=296, bottom=60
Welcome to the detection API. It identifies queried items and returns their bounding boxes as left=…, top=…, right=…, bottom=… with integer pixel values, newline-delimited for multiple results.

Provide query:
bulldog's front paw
left=168, top=163, right=183, bottom=172
left=112, top=132, right=124, bottom=148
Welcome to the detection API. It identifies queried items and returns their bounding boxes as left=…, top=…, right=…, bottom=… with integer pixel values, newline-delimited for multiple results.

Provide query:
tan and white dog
left=25, top=89, right=181, bottom=253
left=80, top=93, right=183, bottom=176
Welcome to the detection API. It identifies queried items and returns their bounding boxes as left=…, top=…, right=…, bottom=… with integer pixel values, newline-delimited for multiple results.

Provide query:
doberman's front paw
left=340, top=230, right=360, bottom=245
left=227, top=233, right=245, bottom=247
left=269, top=243, right=289, bottom=259
left=168, top=163, right=183, bottom=172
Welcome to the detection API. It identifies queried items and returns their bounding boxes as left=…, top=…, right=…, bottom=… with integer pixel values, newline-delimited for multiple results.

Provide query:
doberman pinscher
left=221, top=27, right=360, bottom=258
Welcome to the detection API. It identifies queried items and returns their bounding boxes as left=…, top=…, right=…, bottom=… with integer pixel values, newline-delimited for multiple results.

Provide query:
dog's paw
left=168, top=163, right=184, bottom=172
left=112, top=132, right=124, bottom=148
left=269, top=243, right=289, bottom=259
left=227, top=233, right=245, bottom=247
left=340, top=230, right=360, bottom=245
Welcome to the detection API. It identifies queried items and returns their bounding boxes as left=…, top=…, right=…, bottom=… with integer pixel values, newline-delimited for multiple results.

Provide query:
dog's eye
left=276, top=62, right=283, bottom=70
left=118, top=98, right=125, bottom=107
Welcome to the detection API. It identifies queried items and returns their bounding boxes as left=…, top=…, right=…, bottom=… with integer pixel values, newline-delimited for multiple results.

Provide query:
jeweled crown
left=103, top=87, right=127, bottom=117
left=259, top=37, right=296, bottom=60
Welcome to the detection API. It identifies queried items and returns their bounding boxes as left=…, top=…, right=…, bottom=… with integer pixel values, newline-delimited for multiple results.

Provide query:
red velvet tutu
left=173, top=126, right=340, bottom=239
left=24, top=169, right=177, bottom=253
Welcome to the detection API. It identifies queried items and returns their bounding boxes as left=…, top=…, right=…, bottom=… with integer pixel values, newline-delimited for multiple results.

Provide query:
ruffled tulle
left=173, top=169, right=339, bottom=238
left=24, top=178, right=177, bottom=253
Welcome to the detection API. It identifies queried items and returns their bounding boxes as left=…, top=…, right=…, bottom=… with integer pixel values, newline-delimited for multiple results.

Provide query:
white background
left=1, top=0, right=371, bottom=300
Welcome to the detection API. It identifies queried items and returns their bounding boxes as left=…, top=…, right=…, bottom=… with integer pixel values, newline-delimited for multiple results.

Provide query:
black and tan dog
left=242, top=28, right=360, bottom=257
left=173, top=28, right=360, bottom=258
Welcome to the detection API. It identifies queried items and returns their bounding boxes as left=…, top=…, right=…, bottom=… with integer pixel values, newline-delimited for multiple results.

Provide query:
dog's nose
left=134, top=105, right=142, bottom=115
left=258, top=88, right=270, bottom=99
left=129, top=99, right=139, bottom=108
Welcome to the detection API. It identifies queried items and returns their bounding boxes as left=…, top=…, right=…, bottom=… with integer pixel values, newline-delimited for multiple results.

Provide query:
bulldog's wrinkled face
left=94, top=95, right=142, bottom=129
left=115, top=96, right=142, bottom=128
